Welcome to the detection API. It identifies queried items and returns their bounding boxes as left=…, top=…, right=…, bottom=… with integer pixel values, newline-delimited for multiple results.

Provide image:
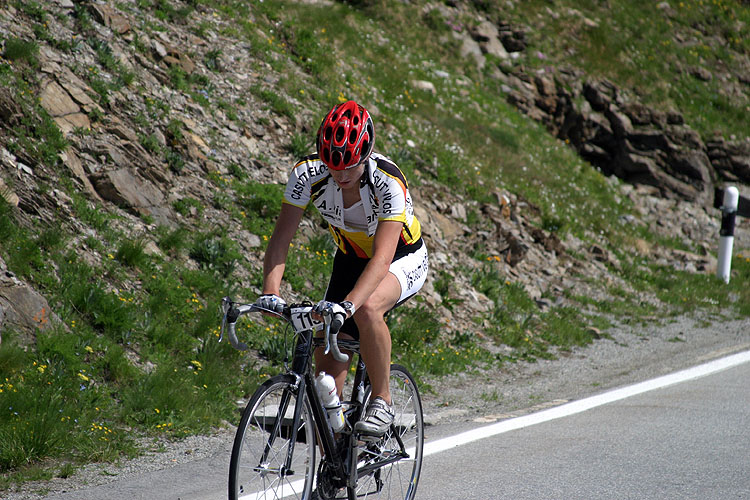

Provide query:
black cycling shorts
left=324, top=239, right=427, bottom=340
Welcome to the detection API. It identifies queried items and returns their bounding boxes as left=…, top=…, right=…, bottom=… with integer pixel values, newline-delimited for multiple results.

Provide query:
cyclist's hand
left=312, top=300, right=347, bottom=330
left=255, top=294, right=286, bottom=313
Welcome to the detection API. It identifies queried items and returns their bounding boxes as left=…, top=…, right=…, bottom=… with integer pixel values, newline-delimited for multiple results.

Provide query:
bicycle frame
left=290, top=327, right=352, bottom=481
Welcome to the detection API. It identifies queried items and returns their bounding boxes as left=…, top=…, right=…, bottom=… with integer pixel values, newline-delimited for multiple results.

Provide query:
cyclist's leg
left=353, top=273, right=401, bottom=404
left=314, top=332, right=353, bottom=392
left=320, top=243, right=428, bottom=404
left=357, top=243, right=429, bottom=405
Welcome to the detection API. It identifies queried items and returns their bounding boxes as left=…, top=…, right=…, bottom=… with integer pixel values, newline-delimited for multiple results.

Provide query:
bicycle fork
left=254, top=381, right=301, bottom=477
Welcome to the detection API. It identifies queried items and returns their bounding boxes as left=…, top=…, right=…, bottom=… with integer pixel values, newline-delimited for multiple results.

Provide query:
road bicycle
left=220, top=297, right=424, bottom=500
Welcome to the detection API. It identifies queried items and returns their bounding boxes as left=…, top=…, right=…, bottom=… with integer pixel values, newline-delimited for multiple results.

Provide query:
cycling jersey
left=283, top=152, right=423, bottom=258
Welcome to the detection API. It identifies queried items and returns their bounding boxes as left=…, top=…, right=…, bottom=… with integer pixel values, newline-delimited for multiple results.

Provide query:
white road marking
left=424, top=349, right=750, bottom=457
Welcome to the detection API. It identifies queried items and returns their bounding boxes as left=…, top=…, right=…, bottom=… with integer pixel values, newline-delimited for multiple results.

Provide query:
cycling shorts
left=324, top=239, right=429, bottom=340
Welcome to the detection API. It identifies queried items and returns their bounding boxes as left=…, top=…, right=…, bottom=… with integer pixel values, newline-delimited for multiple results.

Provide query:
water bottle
left=315, top=372, right=345, bottom=432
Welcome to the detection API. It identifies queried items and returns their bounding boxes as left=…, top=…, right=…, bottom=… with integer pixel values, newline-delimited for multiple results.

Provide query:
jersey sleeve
left=373, top=166, right=409, bottom=223
left=370, top=157, right=422, bottom=246
left=282, top=161, right=312, bottom=209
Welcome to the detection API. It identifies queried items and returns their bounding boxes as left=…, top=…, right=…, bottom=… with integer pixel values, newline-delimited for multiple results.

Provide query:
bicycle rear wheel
left=229, top=374, right=317, bottom=500
left=354, top=364, right=424, bottom=500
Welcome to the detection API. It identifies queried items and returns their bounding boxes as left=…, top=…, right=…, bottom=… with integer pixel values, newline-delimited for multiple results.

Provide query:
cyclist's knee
left=357, top=289, right=398, bottom=321
left=354, top=301, right=388, bottom=325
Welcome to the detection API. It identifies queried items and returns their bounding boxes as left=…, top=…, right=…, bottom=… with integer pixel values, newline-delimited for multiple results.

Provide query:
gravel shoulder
left=4, top=312, right=750, bottom=499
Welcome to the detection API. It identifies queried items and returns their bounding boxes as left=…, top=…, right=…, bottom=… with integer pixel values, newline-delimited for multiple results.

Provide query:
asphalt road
left=44, top=351, right=750, bottom=500
left=419, top=353, right=750, bottom=500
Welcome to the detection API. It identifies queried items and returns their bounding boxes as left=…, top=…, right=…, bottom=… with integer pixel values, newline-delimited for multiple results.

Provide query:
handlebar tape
left=226, top=323, right=248, bottom=351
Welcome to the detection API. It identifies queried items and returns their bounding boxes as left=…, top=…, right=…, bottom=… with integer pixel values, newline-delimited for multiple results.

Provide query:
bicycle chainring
left=315, top=460, right=346, bottom=500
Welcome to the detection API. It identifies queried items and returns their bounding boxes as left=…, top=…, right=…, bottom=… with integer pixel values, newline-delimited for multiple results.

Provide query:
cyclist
left=256, top=100, right=429, bottom=438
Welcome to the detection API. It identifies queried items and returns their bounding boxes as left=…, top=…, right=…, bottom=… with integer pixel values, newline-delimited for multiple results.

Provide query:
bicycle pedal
left=355, top=433, right=384, bottom=444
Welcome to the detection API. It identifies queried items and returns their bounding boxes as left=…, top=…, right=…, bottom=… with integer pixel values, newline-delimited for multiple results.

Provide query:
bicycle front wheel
left=355, top=363, right=424, bottom=500
left=229, top=374, right=317, bottom=500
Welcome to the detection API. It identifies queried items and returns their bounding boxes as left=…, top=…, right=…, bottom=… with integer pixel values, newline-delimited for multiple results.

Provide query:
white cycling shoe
left=354, top=397, right=394, bottom=438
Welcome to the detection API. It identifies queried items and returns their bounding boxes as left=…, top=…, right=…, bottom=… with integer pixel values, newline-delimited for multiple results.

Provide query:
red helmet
left=316, top=100, right=375, bottom=170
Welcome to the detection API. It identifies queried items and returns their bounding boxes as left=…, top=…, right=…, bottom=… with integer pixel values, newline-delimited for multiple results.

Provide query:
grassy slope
left=500, top=0, right=750, bottom=137
left=1, top=0, right=749, bottom=485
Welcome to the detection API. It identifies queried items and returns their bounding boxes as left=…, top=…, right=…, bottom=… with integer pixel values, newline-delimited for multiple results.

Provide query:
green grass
left=189, top=232, right=241, bottom=278
left=389, top=303, right=494, bottom=381
left=622, top=253, right=750, bottom=316
left=0, top=54, right=67, bottom=167
left=115, top=239, right=149, bottom=268
left=282, top=240, right=333, bottom=298
left=470, top=263, right=605, bottom=361
left=288, top=132, right=313, bottom=159
left=0, top=198, right=259, bottom=478
left=0, top=327, right=139, bottom=474
left=2, top=37, right=39, bottom=65
left=249, top=84, right=296, bottom=121
left=173, top=197, right=204, bottom=218
left=235, top=180, right=286, bottom=236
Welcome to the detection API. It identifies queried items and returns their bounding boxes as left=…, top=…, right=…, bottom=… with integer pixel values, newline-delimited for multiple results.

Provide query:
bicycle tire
left=352, top=363, right=424, bottom=500
left=229, top=374, right=317, bottom=500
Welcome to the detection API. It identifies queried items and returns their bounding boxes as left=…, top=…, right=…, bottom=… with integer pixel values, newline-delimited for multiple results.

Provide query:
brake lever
left=218, top=297, right=232, bottom=344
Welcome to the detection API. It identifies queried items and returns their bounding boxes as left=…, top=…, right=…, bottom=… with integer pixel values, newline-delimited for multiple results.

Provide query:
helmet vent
left=316, top=100, right=374, bottom=170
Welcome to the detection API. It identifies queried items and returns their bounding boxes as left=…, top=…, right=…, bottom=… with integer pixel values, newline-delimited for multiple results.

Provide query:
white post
left=717, top=186, right=739, bottom=284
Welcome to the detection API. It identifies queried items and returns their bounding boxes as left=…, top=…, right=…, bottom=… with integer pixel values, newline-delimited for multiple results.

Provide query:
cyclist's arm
left=343, top=219, right=402, bottom=312
left=262, top=203, right=305, bottom=295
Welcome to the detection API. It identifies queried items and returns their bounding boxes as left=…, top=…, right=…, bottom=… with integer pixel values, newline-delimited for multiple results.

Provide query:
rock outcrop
left=438, top=4, right=750, bottom=206
left=504, top=72, right=750, bottom=207
left=0, top=257, right=62, bottom=343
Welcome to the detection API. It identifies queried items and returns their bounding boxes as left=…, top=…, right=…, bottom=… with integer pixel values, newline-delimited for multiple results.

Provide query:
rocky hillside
left=1, top=1, right=749, bottom=363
